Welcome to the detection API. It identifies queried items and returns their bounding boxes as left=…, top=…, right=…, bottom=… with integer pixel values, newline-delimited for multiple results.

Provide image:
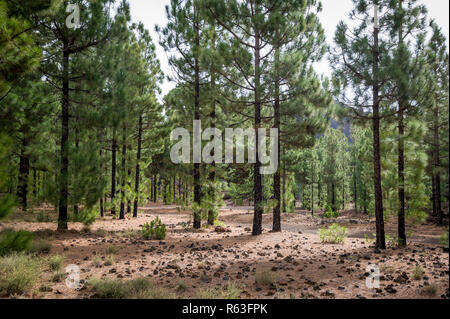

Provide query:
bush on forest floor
left=197, top=283, right=242, bottom=299
left=0, top=229, right=34, bottom=256
left=141, top=217, right=166, bottom=240
left=0, top=252, right=43, bottom=296
left=323, top=205, right=339, bottom=218
left=89, top=277, right=174, bottom=299
left=318, top=223, right=347, bottom=244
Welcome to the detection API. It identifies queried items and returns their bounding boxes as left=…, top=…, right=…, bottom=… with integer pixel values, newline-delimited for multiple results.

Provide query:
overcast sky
left=128, top=0, right=450, bottom=100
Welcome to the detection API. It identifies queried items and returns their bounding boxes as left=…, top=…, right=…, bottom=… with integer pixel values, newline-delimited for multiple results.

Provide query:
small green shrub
left=89, top=277, right=174, bottom=299
left=176, top=280, right=186, bottom=292
left=141, top=217, right=166, bottom=240
left=197, top=283, right=242, bottom=299
left=104, top=255, right=115, bottom=266
left=412, top=265, right=424, bottom=280
left=214, top=220, right=226, bottom=228
left=439, top=232, right=449, bottom=247
left=47, top=255, right=65, bottom=272
left=89, top=278, right=127, bottom=299
left=0, top=229, right=34, bottom=256
left=70, top=208, right=98, bottom=227
left=318, top=223, right=347, bottom=244
left=323, top=205, right=339, bottom=218
left=0, top=253, right=43, bottom=296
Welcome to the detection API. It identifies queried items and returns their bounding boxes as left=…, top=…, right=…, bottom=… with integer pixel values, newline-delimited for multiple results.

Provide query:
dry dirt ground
left=1, top=203, right=449, bottom=299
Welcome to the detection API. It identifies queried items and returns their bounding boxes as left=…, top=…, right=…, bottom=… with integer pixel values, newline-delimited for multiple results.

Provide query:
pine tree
left=423, top=22, right=449, bottom=226
left=331, top=1, right=393, bottom=249
left=157, top=0, right=209, bottom=229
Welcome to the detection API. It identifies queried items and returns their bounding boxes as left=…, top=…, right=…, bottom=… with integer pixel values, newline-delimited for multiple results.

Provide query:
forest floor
left=1, top=202, right=449, bottom=299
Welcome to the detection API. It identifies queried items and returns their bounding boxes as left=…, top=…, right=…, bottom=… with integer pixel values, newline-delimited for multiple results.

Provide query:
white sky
left=128, top=0, right=450, bottom=101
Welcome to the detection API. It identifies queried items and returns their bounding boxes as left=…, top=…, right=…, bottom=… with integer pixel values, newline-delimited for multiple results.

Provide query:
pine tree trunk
left=207, top=71, right=217, bottom=226
left=111, top=128, right=117, bottom=215
left=272, top=41, right=281, bottom=232
left=73, top=127, right=79, bottom=216
left=58, top=39, right=70, bottom=231
left=33, top=168, right=37, bottom=198
left=311, top=178, right=314, bottom=216
left=318, top=177, right=321, bottom=207
left=282, top=148, right=286, bottom=213
left=127, top=168, right=131, bottom=214
left=17, top=138, right=29, bottom=211
left=252, top=18, right=263, bottom=236
left=119, top=124, right=126, bottom=220
left=193, top=6, right=202, bottom=229
left=99, top=129, right=104, bottom=217
left=133, top=113, right=143, bottom=218
left=433, top=104, right=443, bottom=225
left=398, top=108, right=406, bottom=246
left=397, top=0, right=406, bottom=246
left=353, top=166, right=357, bottom=213
left=331, top=182, right=336, bottom=211
left=372, top=22, right=386, bottom=249
left=153, top=175, right=157, bottom=202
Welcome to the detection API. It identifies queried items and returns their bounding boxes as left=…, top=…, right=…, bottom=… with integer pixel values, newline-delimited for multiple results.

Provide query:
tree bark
left=193, top=5, right=202, bottom=229
left=133, top=113, right=143, bottom=218
left=282, top=148, right=286, bottom=213
left=398, top=108, right=406, bottom=246
left=208, top=71, right=217, bottom=226
left=99, top=129, right=104, bottom=217
left=111, top=128, right=117, bottom=215
left=353, top=165, right=357, bottom=213
left=272, top=40, right=281, bottom=232
left=58, top=39, right=69, bottom=230
left=252, top=13, right=263, bottom=236
left=397, top=0, right=406, bottom=246
left=17, top=138, right=30, bottom=211
left=119, top=124, right=126, bottom=220
left=373, top=21, right=386, bottom=249
left=73, top=127, right=79, bottom=216
left=433, top=102, right=443, bottom=225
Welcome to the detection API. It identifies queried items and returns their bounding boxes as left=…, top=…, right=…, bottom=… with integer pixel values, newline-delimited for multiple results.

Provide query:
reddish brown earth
left=1, top=203, right=449, bottom=299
